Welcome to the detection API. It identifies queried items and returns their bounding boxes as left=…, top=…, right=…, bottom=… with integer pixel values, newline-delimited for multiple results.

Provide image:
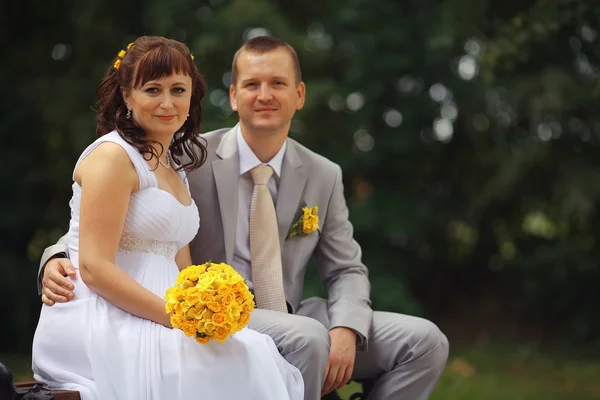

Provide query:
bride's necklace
left=159, top=153, right=171, bottom=169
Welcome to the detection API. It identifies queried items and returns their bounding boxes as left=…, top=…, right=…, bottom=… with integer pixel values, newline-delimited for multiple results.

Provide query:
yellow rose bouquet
left=164, top=262, right=255, bottom=344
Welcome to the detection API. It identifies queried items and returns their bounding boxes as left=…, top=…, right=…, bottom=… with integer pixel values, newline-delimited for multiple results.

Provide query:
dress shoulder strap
left=73, top=131, right=157, bottom=189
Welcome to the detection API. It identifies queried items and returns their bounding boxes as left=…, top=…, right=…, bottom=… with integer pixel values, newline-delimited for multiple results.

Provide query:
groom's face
left=230, top=48, right=305, bottom=136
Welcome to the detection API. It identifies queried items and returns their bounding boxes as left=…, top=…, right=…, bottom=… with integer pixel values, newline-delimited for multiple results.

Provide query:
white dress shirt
left=233, top=126, right=287, bottom=289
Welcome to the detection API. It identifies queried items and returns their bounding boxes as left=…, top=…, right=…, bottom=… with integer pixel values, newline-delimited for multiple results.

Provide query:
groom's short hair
left=231, top=36, right=302, bottom=86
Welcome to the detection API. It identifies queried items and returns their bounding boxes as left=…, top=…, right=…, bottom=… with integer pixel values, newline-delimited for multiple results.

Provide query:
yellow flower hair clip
left=114, top=43, right=134, bottom=70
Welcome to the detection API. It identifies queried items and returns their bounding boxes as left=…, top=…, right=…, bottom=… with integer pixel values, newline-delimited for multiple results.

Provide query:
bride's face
left=124, top=73, right=192, bottom=138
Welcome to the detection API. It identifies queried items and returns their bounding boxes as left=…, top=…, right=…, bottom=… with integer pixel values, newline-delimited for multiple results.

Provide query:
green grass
left=4, top=342, right=600, bottom=399
left=339, top=342, right=600, bottom=400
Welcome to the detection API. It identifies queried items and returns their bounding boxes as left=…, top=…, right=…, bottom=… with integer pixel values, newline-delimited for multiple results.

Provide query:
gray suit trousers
left=249, top=297, right=449, bottom=400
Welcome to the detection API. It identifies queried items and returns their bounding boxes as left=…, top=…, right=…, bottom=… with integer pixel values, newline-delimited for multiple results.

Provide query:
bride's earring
left=186, top=113, right=189, bottom=120
left=127, top=109, right=132, bottom=119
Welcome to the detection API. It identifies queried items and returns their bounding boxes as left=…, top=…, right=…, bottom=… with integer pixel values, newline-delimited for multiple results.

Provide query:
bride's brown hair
left=94, top=36, right=207, bottom=172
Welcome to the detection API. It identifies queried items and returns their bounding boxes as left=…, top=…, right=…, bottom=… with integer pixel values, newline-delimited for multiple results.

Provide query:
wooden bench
left=15, top=381, right=81, bottom=400
left=2, top=362, right=366, bottom=400
left=1, top=361, right=80, bottom=400
left=13, top=382, right=363, bottom=400
left=13, top=381, right=366, bottom=400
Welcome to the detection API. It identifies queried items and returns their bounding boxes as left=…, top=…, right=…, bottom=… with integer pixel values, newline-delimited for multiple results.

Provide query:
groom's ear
left=295, top=81, right=306, bottom=110
left=229, top=85, right=238, bottom=112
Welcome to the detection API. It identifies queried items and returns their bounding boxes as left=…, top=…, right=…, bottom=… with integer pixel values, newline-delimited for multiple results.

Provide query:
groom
left=39, top=36, right=448, bottom=400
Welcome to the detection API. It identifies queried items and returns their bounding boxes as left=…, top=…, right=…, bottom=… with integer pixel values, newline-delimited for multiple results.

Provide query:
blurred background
left=2, top=0, right=600, bottom=398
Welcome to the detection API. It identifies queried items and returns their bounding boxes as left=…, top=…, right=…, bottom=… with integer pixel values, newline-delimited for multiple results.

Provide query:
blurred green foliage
left=2, top=0, right=600, bottom=354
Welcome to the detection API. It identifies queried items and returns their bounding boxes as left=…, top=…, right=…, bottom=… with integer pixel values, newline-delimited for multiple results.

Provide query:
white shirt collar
left=236, top=125, right=287, bottom=177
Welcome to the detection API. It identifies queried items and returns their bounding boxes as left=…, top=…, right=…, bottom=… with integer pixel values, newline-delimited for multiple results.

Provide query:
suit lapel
left=276, top=141, right=308, bottom=249
left=212, top=127, right=239, bottom=264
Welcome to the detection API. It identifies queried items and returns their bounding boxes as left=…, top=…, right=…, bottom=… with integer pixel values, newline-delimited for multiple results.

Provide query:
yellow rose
left=227, top=301, right=242, bottom=318
left=203, top=309, right=214, bottom=321
left=300, top=206, right=319, bottom=234
left=170, top=314, right=184, bottom=329
left=221, top=293, right=235, bottom=307
left=207, top=263, right=221, bottom=272
left=242, top=299, right=255, bottom=313
left=229, top=321, right=238, bottom=332
left=214, top=335, right=228, bottom=344
left=176, top=269, right=197, bottom=285
left=165, top=286, right=182, bottom=302
left=240, top=302, right=254, bottom=313
left=217, top=285, right=232, bottom=296
left=173, top=302, right=182, bottom=316
left=215, top=326, right=229, bottom=336
left=186, top=307, right=204, bottom=320
left=200, top=292, right=215, bottom=304
left=195, top=335, right=210, bottom=344
left=238, top=312, right=251, bottom=327
left=220, top=321, right=233, bottom=332
left=207, top=302, right=221, bottom=313
left=174, top=300, right=191, bottom=315
left=180, top=280, right=195, bottom=289
left=242, top=290, right=255, bottom=302
left=178, top=264, right=207, bottom=283
left=185, top=270, right=200, bottom=283
left=302, top=215, right=319, bottom=234
left=212, top=312, right=228, bottom=326
left=204, top=321, right=216, bottom=335
left=182, top=320, right=197, bottom=337
left=219, top=263, right=235, bottom=273
left=197, top=272, right=216, bottom=287
left=195, top=320, right=207, bottom=334
left=194, top=264, right=208, bottom=274
left=302, top=205, right=318, bottom=217
left=182, top=287, right=202, bottom=304
left=214, top=326, right=230, bottom=343
left=233, top=281, right=246, bottom=293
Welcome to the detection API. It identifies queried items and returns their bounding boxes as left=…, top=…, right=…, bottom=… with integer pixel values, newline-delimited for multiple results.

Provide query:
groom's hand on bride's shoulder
left=41, top=257, right=76, bottom=306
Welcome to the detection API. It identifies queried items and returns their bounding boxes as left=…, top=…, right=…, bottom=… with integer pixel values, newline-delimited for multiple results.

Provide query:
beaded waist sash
left=119, top=232, right=178, bottom=259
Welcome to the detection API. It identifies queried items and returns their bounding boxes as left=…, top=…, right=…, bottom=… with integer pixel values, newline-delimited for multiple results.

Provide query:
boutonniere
left=286, top=204, right=320, bottom=240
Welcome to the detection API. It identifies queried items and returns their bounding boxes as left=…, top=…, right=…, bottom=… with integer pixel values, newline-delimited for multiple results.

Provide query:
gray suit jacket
left=39, top=126, right=373, bottom=343
left=190, top=126, right=372, bottom=342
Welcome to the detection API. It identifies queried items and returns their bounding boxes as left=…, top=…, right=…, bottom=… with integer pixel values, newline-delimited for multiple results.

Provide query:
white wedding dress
left=32, top=131, right=304, bottom=400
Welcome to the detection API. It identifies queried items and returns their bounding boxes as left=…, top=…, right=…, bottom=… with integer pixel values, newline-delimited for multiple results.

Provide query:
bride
left=31, top=36, right=304, bottom=400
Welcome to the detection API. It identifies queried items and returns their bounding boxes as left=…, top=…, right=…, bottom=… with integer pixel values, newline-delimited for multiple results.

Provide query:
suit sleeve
left=314, top=165, right=372, bottom=349
left=37, top=234, right=69, bottom=295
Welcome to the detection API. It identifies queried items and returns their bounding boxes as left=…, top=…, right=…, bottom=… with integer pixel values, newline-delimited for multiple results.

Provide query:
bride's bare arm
left=175, top=245, right=193, bottom=271
left=76, top=142, right=171, bottom=328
